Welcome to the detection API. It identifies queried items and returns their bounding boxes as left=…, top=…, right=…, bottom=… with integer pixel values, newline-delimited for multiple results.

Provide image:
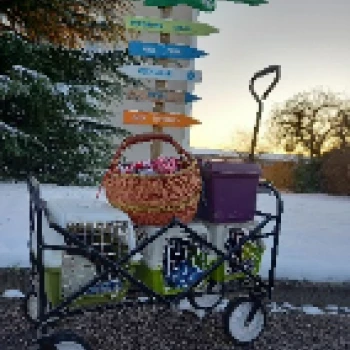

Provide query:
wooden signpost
left=124, top=8, right=215, bottom=159
left=152, top=6, right=171, bottom=159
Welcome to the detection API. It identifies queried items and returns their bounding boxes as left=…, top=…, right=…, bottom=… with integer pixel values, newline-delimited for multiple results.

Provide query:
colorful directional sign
left=141, top=0, right=268, bottom=10
left=126, top=88, right=201, bottom=104
left=128, top=41, right=207, bottom=60
left=125, top=16, right=219, bottom=36
left=229, top=0, right=268, bottom=5
left=122, top=0, right=271, bottom=160
left=142, top=0, right=216, bottom=12
left=123, top=110, right=201, bottom=127
left=118, top=65, right=202, bottom=83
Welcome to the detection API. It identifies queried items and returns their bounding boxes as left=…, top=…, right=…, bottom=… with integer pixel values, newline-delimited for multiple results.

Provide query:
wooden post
left=151, top=6, right=172, bottom=160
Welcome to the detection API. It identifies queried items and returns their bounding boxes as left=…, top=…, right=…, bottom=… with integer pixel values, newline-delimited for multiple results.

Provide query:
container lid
left=45, top=198, right=131, bottom=228
left=200, top=160, right=262, bottom=176
left=44, top=198, right=141, bottom=258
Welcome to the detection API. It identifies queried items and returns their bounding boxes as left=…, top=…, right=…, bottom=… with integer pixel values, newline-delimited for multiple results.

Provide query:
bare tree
left=267, top=88, right=350, bottom=159
left=223, top=127, right=274, bottom=159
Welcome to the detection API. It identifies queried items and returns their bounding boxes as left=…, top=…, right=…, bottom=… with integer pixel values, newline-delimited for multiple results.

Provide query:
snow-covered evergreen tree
left=0, top=32, right=142, bottom=185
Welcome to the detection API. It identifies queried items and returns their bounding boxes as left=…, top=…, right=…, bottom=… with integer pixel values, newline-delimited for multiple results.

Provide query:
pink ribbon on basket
left=152, top=157, right=178, bottom=174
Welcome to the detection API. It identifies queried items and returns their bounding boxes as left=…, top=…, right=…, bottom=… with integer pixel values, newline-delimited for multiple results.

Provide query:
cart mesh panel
left=224, top=228, right=265, bottom=276
left=163, top=237, right=209, bottom=288
left=61, top=221, right=129, bottom=298
left=163, top=238, right=191, bottom=276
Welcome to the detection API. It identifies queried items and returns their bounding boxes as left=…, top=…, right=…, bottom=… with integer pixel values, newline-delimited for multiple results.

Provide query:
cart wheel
left=39, top=330, right=92, bottom=350
left=23, top=290, right=50, bottom=325
left=223, top=296, right=266, bottom=346
left=188, top=281, right=224, bottom=311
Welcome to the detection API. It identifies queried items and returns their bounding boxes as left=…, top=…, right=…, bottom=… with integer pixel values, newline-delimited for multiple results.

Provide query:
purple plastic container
left=196, top=161, right=262, bottom=223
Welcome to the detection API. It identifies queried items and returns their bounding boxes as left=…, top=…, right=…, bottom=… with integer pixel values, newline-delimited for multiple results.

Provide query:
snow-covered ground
left=0, top=182, right=349, bottom=284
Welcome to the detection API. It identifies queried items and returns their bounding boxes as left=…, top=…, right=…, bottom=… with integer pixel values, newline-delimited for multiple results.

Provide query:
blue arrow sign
left=128, top=41, right=208, bottom=60
left=184, top=92, right=201, bottom=103
left=118, top=65, right=202, bottom=83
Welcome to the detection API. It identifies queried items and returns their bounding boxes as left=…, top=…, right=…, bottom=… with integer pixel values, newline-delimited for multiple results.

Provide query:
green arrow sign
left=143, top=0, right=216, bottom=12
left=125, top=16, right=219, bottom=36
left=140, top=0, right=267, bottom=10
left=228, top=0, right=268, bottom=5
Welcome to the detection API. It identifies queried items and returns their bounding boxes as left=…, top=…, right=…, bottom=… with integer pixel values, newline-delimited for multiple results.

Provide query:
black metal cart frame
left=27, top=176, right=283, bottom=347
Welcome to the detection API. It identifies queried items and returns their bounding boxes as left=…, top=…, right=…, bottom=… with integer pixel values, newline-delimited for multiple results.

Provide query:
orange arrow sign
left=123, top=110, right=201, bottom=127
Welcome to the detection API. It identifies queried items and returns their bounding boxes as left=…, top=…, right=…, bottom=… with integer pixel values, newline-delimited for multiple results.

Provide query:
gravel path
left=1, top=269, right=350, bottom=349
left=0, top=298, right=349, bottom=350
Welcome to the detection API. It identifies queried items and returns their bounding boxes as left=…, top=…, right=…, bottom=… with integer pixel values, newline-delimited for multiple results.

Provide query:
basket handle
left=96, top=133, right=195, bottom=198
left=111, top=132, right=194, bottom=167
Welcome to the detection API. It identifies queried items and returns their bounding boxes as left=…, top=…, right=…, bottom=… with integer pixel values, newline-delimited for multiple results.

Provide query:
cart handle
left=249, top=65, right=281, bottom=102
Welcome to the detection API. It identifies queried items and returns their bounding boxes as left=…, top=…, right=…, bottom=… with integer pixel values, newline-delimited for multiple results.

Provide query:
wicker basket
left=99, top=133, right=202, bottom=226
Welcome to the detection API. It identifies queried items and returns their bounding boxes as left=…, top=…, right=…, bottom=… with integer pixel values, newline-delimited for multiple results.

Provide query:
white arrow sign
left=117, top=65, right=202, bottom=83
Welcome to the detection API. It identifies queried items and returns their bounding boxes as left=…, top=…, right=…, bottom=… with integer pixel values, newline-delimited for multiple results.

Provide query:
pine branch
left=0, top=121, right=47, bottom=149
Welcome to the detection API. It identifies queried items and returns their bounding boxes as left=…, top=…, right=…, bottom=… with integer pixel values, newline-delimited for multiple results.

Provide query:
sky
left=190, top=0, right=350, bottom=149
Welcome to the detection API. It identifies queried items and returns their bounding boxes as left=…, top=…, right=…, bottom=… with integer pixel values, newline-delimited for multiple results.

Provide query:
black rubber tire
left=188, top=280, right=225, bottom=311
left=223, top=296, right=267, bottom=346
left=39, top=330, right=92, bottom=350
